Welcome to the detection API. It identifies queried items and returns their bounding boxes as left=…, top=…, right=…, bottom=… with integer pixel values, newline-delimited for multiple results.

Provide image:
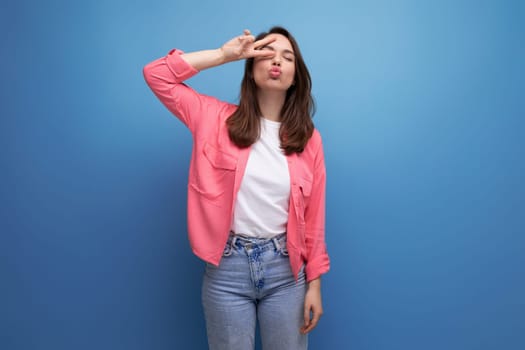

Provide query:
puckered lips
left=269, top=67, right=281, bottom=79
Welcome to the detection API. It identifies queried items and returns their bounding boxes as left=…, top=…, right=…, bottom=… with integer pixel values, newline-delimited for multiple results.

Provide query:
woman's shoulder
left=308, top=128, right=323, bottom=149
left=298, top=128, right=324, bottom=162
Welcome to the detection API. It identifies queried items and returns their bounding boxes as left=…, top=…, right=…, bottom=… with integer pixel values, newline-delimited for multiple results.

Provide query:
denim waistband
left=225, top=232, right=287, bottom=256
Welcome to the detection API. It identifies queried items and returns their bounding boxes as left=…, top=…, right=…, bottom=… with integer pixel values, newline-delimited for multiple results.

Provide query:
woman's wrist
left=307, top=277, right=321, bottom=290
left=217, top=47, right=232, bottom=64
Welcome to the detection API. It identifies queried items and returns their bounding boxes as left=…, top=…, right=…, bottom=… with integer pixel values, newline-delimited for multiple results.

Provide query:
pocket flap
left=299, top=176, right=313, bottom=196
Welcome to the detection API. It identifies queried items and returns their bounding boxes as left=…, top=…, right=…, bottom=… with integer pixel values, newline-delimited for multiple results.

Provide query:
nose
left=272, top=54, right=281, bottom=66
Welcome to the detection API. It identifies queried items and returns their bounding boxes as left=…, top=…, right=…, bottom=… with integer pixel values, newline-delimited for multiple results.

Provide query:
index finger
left=300, top=309, right=321, bottom=334
left=252, top=35, right=277, bottom=50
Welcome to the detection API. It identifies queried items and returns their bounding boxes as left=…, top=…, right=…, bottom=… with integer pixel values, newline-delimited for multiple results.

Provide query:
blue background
left=2, top=0, right=524, bottom=349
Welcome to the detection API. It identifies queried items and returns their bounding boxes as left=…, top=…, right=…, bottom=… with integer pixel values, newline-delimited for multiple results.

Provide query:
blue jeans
left=202, top=233, right=308, bottom=350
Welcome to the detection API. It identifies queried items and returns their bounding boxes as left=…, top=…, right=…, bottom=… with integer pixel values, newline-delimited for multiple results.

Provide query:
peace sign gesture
left=220, top=29, right=276, bottom=62
left=179, top=29, right=277, bottom=72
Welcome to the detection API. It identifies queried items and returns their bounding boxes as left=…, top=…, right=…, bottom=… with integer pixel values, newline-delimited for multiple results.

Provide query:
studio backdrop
left=2, top=0, right=524, bottom=349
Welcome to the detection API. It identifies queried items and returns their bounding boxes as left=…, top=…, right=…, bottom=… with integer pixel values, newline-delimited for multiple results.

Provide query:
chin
left=264, top=81, right=293, bottom=91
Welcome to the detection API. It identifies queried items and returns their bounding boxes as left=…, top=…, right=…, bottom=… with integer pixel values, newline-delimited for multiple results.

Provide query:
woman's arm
left=143, top=30, right=275, bottom=132
left=180, top=29, right=276, bottom=71
left=300, top=134, right=330, bottom=334
left=304, top=134, right=330, bottom=281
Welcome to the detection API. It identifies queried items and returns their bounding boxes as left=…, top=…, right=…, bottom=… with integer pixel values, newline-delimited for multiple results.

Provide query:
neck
left=257, top=89, right=286, bottom=122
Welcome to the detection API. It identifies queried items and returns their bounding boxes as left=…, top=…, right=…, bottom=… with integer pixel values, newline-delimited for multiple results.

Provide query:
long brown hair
left=226, top=26, right=315, bottom=155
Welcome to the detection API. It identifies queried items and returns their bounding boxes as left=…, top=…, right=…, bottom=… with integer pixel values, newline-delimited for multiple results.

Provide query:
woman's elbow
left=142, top=63, right=154, bottom=85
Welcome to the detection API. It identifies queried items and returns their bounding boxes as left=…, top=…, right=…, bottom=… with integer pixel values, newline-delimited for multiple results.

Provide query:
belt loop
left=272, top=237, right=281, bottom=252
left=278, top=233, right=288, bottom=256
left=223, top=231, right=237, bottom=256
left=231, top=235, right=238, bottom=250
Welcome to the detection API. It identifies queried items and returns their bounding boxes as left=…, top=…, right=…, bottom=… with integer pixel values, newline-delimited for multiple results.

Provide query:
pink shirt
left=143, top=49, right=329, bottom=282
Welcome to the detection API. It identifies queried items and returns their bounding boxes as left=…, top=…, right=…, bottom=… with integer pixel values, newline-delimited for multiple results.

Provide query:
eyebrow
left=262, top=45, right=295, bottom=56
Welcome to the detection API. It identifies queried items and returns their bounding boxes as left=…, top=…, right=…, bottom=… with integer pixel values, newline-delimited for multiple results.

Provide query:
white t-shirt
left=231, top=118, right=291, bottom=238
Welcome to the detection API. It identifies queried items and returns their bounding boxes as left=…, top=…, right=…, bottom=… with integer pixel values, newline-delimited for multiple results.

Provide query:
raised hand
left=220, top=29, right=276, bottom=62
left=179, top=29, right=277, bottom=72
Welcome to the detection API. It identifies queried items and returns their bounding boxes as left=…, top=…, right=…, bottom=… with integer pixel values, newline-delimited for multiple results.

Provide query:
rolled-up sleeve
left=143, top=49, right=221, bottom=133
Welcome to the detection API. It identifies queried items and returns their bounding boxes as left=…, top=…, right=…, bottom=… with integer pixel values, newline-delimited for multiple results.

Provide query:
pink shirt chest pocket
left=189, top=142, right=238, bottom=201
left=291, top=168, right=313, bottom=227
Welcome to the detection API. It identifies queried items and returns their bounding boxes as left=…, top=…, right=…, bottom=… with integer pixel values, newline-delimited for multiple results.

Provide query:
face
left=252, top=34, right=296, bottom=93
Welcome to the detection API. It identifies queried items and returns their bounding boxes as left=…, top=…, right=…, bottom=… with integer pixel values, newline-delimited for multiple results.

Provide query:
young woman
left=143, top=26, right=330, bottom=350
